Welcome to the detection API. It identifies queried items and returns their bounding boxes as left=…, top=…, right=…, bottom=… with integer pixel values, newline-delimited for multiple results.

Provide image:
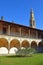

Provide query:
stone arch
left=21, top=40, right=30, bottom=48
left=0, top=38, right=8, bottom=49
left=31, top=41, right=37, bottom=49
left=10, top=39, right=20, bottom=48
left=38, top=42, right=43, bottom=52
left=38, top=42, right=43, bottom=46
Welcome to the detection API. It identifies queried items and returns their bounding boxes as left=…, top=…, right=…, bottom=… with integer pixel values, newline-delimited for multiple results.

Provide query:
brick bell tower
left=30, top=9, right=36, bottom=28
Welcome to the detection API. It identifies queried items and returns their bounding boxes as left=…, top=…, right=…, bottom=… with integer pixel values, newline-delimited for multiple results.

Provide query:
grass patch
left=0, top=53, right=43, bottom=65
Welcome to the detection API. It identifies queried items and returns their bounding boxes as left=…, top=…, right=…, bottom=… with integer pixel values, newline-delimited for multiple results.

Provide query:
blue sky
left=0, top=0, right=43, bottom=30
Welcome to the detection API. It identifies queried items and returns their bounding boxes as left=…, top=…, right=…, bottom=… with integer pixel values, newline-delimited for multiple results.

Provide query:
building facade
left=0, top=9, right=43, bottom=54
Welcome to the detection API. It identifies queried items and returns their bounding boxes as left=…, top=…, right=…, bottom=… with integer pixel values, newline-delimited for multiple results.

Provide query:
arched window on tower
left=33, top=20, right=35, bottom=26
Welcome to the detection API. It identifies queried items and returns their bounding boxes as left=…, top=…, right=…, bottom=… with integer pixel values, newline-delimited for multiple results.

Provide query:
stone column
left=29, top=29, right=30, bottom=38
left=8, top=38, right=11, bottom=54
left=19, top=27, right=21, bottom=37
left=36, top=31, right=38, bottom=39
left=7, top=25, right=10, bottom=35
left=7, top=25, right=10, bottom=54
left=19, top=27, right=22, bottom=48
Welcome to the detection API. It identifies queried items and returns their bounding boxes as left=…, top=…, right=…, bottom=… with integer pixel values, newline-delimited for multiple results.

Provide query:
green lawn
left=0, top=53, right=43, bottom=65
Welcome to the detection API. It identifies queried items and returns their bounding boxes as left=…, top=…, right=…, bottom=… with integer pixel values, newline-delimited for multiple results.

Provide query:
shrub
left=16, top=48, right=36, bottom=57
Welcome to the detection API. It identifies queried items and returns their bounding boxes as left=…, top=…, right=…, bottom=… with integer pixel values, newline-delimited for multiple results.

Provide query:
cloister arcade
left=0, top=38, right=43, bottom=54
